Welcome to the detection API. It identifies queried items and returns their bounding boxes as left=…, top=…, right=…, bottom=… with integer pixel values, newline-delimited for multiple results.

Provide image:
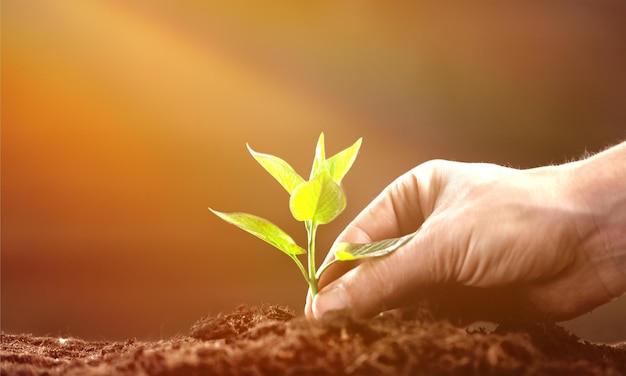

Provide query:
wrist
left=566, top=141, right=626, bottom=299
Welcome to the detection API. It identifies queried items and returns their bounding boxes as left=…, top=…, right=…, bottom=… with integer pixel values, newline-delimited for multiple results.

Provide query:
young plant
left=210, top=133, right=416, bottom=296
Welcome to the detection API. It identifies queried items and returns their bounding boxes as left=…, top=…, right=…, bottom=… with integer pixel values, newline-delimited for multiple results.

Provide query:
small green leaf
left=210, top=209, right=306, bottom=255
left=327, top=137, right=362, bottom=183
left=309, top=132, right=326, bottom=180
left=247, top=144, right=305, bottom=194
left=333, top=230, right=417, bottom=260
left=289, top=171, right=346, bottom=225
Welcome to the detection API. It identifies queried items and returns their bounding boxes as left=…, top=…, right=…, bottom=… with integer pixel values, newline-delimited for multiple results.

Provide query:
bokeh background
left=2, top=1, right=625, bottom=342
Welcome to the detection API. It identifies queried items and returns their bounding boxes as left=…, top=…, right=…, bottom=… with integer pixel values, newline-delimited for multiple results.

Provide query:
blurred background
left=2, top=1, right=625, bottom=342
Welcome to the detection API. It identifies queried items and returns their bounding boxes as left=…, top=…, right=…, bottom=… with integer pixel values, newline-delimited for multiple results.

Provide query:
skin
left=305, top=141, right=626, bottom=323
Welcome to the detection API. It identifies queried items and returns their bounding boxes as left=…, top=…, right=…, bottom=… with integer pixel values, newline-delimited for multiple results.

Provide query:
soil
left=2, top=304, right=625, bottom=376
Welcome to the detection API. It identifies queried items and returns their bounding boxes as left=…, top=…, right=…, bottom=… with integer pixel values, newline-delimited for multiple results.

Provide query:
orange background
left=2, top=1, right=625, bottom=341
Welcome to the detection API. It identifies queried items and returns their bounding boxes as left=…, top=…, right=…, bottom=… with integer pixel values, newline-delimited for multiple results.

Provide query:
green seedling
left=210, top=133, right=416, bottom=296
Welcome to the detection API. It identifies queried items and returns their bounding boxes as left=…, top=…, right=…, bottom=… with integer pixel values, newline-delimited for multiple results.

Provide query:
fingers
left=310, top=222, right=463, bottom=319
left=319, top=170, right=428, bottom=287
left=310, top=239, right=424, bottom=320
left=305, top=160, right=514, bottom=320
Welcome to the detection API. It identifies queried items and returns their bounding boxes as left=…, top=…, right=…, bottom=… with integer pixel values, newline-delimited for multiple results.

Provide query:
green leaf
left=247, top=144, right=305, bottom=194
left=309, top=132, right=326, bottom=180
left=333, top=230, right=417, bottom=261
left=327, top=137, right=362, bottom=183
left=289, top=171, right=346, bottom=225
left=210, top=209, right=306, bottom=255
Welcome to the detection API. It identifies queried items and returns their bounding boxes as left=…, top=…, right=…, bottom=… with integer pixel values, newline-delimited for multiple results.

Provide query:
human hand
left=305, top=143, right=626, bottom=322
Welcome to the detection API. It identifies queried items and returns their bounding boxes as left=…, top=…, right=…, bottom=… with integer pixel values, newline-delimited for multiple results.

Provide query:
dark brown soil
left=2, top=304, right=625, bottom=375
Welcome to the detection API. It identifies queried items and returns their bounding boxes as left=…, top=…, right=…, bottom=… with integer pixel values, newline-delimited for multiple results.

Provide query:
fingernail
left=312, top=284, right=350, bottom=320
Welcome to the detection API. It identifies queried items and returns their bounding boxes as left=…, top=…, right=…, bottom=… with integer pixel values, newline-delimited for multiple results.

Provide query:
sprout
left=210, top=133, right=415, bottom=296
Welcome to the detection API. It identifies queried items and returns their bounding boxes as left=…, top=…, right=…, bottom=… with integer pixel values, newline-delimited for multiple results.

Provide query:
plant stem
left=306, top=220, right=319, bottom=296
left=315, top=258, right=340, bottom=280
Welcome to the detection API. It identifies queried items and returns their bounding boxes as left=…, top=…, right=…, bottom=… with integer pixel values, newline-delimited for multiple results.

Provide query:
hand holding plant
left=210, top=133, right=415, bottom=296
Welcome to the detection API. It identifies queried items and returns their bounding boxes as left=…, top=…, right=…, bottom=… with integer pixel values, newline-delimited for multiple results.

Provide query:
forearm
left=568, top=141, right=626, bottom=299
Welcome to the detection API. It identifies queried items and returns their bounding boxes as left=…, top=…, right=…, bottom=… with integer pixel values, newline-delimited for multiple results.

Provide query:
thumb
left=311, top=223, right=458, bottom=319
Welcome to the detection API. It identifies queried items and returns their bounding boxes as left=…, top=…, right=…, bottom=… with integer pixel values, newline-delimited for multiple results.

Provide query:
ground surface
left=2, top=304, right=625, bottom=375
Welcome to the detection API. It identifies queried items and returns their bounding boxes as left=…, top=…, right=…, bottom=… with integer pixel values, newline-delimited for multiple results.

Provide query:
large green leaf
left=326, top=137, right=362, bottom=183
left=210, top=209, right=306, bottom=255
left=289, top=171, right=346, bottom=225
left=333, top=230, right=417, bottom=260
left=309, top=132, right=326, bottom=180
left=247, top=144, right=305, bottom=194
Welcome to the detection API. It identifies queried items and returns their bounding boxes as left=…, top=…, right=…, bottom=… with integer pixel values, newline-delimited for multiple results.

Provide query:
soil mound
left=2, top=304, right=625, bottom=375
